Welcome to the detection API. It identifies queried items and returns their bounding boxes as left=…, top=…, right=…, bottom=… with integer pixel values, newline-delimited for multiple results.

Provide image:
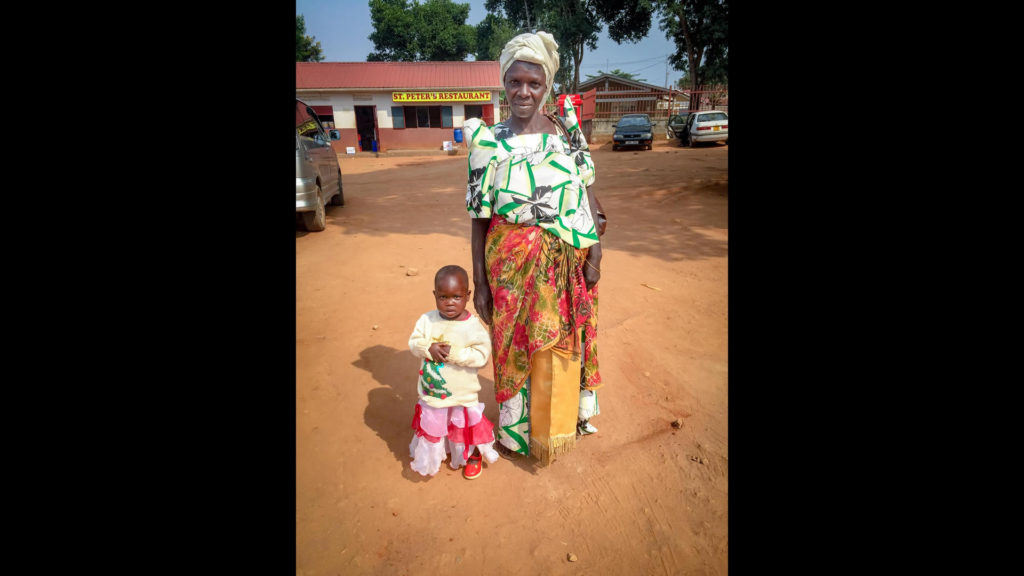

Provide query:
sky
left=296, top=0, right=683, bottom=88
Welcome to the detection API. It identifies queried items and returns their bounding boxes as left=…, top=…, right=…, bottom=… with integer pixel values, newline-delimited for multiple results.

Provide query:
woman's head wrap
left=499, top=31, right=560, bottom=104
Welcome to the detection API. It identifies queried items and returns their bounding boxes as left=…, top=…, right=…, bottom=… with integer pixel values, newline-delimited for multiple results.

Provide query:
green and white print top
left=464, top=99, right=598, bottom=248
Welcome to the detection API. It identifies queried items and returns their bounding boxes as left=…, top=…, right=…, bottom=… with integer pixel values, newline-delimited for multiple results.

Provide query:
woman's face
left=504, top=60, right=547, bottom=121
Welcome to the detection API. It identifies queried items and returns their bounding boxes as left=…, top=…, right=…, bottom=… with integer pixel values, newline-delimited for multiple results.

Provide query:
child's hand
left=428, top=342, right=451, bottom=363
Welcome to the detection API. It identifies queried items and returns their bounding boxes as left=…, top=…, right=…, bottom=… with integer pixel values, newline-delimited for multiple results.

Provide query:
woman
left=463, top=31, right=606, bottom=466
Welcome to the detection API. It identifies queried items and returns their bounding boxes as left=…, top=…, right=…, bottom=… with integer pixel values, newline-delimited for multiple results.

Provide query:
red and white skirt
left=409, top=400, right=499, bottom=476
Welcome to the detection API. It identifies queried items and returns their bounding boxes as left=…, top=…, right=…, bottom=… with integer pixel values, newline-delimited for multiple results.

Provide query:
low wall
left=379, top=127, right=462, bottom=151
left=329, top=127, right=467, bottom=153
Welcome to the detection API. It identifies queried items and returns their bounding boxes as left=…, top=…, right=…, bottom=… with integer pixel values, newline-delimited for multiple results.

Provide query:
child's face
left=433, top=273, right=471, bottom=320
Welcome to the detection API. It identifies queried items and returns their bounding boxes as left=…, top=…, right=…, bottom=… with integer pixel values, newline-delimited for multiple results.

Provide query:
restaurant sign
left=392, top=91, right=491, bottom=103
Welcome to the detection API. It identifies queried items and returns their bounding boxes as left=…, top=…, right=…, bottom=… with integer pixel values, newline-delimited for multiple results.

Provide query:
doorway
left=355, top=106, right=377, bottom=151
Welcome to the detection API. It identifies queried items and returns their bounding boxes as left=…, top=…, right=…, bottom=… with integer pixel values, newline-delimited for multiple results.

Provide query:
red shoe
left=463, top=452, right=483, bottom=480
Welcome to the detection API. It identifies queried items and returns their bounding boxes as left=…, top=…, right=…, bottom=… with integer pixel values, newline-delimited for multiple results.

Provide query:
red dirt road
left=296, top=134, right=728, bottom=575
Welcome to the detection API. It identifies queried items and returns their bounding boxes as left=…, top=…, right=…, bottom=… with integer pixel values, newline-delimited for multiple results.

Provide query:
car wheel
left=689, top=135, right=699, bottom=148
left=612, top=144, right=618, bottom=151
left=329, top=170, right=344, bottom=206
left=646, top=143, right=652, bottom=150
left=302, top=185, right=327, bottom=232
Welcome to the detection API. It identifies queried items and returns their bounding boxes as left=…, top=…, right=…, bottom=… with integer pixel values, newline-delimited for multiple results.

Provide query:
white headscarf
left=499, top=31, right=560, bottom=104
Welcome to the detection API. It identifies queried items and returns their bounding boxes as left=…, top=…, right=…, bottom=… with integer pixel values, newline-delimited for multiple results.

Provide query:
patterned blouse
left=463, top=100, right=599, bottom=249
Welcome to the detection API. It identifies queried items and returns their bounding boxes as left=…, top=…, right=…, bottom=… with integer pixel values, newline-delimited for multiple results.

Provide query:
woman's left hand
left=584, top=257, right=601, bottom=291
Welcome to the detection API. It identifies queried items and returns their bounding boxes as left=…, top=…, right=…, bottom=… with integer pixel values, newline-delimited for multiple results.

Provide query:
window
left=311, top=105, right=335, bottom=129
left=296, top=104, right=323, bottom=140
left=392, top=106, right=453, bottom=129
left=404, top=107, right=418, bottom=129
left=465, top=105, right=483, bottom=120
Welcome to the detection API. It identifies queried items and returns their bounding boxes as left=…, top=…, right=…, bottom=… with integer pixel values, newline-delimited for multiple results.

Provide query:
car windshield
left=697, top=112, right=728, bottom=122
left=618, top=117, right=649, bottom=127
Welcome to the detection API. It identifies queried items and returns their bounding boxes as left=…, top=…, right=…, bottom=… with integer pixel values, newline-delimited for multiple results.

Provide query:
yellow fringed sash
left=528, top=330, right=582, bottom=466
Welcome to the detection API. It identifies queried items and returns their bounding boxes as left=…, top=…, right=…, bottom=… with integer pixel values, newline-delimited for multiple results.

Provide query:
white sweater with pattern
left=408, top=310, right=492, bottom=409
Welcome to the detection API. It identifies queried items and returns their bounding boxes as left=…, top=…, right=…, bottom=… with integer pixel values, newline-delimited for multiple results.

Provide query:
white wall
left=373, top=95, right=395, bottom=129
left=331, top=95, right=356, bottom=129
left=299, top=93, right=356, bottom=129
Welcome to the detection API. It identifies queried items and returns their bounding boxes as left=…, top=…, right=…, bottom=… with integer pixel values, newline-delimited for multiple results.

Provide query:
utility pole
left=665, top=55, right=671, bottom=138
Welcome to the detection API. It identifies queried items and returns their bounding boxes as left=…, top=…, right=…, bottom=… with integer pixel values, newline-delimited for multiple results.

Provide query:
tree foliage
left=368, top=0, right=477, bottom=61
left=474, top=13, right=519, bottom=61
left=654, top=0, right=728, bottom=92
left=585, top=68, right=647, bottom=83
left=296, top=15, right=325, bottom=62
left=484, top=0, right=655, bottom=93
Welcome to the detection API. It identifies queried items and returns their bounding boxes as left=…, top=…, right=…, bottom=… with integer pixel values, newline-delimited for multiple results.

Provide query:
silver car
left=296, top=98, right=343, bottom=231
left=682, top=110, right=728, bottom=147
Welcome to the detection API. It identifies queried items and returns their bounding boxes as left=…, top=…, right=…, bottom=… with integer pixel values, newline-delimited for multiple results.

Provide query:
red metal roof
left=296, top=61, right=502, bottom=90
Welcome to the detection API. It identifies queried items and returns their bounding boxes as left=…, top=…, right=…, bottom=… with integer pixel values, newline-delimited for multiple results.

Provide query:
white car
left=682, top=110, right=728, bottom=147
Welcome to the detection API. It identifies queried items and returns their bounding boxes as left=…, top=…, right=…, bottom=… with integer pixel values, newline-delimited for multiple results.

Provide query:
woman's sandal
left=495, top=443, right=521, bottom=461
left=463, top=452, right=483, bottom=480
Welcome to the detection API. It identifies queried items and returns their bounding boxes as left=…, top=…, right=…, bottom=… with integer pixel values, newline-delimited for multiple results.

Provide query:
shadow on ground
left=354, top=343, right=543, bottom=478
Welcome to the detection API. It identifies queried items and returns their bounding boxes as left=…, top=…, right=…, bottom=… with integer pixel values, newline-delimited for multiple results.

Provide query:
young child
left=408, top=265, right=499, bottom=479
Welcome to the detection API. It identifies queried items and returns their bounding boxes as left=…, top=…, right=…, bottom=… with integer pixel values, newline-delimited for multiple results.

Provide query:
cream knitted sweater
left=408, top=310, right=492, bottom=409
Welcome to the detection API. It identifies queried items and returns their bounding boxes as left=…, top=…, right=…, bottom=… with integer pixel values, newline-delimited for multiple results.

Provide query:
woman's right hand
left=474, top=285, right=493, bottom=325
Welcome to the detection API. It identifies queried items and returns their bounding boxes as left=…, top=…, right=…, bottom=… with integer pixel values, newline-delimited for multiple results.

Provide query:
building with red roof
left=296, top=61, right=502, bottom=153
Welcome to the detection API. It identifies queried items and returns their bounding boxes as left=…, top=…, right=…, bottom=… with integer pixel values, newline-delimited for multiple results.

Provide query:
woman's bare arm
left=471, top=218, right=493, bottom=324
left=583, top=184, right=603, bottom=290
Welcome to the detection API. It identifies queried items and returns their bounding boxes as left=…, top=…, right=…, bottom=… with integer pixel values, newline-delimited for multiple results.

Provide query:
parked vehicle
left=680, top=110, right=728, bottom=147
left=667, top=113, right=690, bottom=139
left=612, top=114, right=656, bottom=151
left=296, top=98, right=343, bottom=231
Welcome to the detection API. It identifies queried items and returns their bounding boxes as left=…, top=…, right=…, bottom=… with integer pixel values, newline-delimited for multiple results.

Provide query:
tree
left=296, top=15, right=325, bottom=62
left=474, top=13, right=519, bottom=61
left=485, top=0, right=654, bottom=93
left=585, top=68, right=647, bottom=83
left=368, top=0, right=477, bottom=61
left=653, top=0, right=728, bottom=108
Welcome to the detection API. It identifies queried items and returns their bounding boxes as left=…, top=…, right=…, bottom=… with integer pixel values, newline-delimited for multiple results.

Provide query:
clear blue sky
left=296, top=0, right=683, bottom=88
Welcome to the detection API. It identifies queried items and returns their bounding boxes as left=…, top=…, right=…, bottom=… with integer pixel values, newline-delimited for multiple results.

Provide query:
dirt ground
left=296, top=132, right=728, bottom=575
